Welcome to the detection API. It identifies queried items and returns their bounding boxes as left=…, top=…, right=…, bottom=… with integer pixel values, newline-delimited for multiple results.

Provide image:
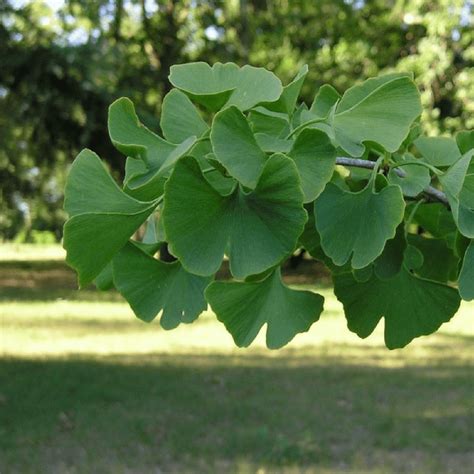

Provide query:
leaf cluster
left=63, top=62, right=474, bottom=350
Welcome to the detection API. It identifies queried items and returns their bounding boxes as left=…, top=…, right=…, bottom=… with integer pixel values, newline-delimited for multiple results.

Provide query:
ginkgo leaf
left=412, top=203, right=457, bottom=240
left=109, top=97, right=198, bottom=200
left=310, top=84, right=340, bottom=117
left=206, top=269, right=324, bottom=348
left=169, top=62, right=282, bottom=111
left=63, top=149, right=157, bottom=287
left=373, top=225, right=406, bottom=280
left=408, top=234, right=459, bottom=283
left=314, top=178, right=405, bottom=268
left=414, top=136, right=461, bottom=166
left=108, top=97, right=174, bottom=167
left=248, top=107, right=290, bottom=137
left=263, top=64, right=309, bottom=115
left=333, top=265, right=461, bottom=349
left=113, top=242, right=211, bottom=329
left=333, top=74, right=422, bottom=157
left=456, top=130, right=474, bottom=154
left=124, top=136, right=196, bottom=201
left=163, top=153, right=306, bottom=279
left=160, top=89, right=209, bottom=143
left=210, top=105, right=267, bottom=188
left=387, top=154, right=431, bottom=197
left=439, top=150, right=474, bottom=238
left=459, top=240, right=474, bottom=301
left=287, top=128, right=336, bottom=202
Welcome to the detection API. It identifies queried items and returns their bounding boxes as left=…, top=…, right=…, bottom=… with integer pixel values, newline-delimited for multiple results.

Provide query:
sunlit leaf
left=169, top=62, right=282, bottom=111
left=333, top=74, right=422, bottom=157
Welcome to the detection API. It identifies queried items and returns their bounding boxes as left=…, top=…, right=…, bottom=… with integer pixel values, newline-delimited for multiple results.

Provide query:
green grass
left=1, top=248, right=473, bottom=473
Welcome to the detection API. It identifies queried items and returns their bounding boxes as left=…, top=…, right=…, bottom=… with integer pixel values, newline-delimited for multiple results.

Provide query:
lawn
left=1, top=246, right=473, bottom=473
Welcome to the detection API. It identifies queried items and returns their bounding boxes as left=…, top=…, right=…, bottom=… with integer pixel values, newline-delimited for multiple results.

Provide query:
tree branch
left=335, top=157, right=449, bottom=206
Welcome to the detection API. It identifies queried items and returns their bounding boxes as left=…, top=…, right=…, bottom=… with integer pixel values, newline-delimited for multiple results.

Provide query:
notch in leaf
left=333, top=74, right=422, bottom=157
left=314, top=174, right=405, bottom=269
left=113, top=242, right=211, bottom=329
left=333, top=262, right=461, bottom=349
left=162, top=153, right=307, bottom=279
left=206, top=269, right=324, bottom=349
left=63, top=149, right=158, bottom=287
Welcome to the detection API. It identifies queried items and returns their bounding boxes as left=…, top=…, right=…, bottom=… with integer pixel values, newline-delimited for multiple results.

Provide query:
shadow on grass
left=1, top=352, right=473, bottom=473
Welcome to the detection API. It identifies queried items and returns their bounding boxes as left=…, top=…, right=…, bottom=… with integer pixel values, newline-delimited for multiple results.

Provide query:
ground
left=1, top=244, right=473, bottom=473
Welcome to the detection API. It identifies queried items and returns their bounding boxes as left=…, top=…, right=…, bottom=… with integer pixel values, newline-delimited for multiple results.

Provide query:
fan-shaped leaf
left=206, top=269, right=324, bottom=348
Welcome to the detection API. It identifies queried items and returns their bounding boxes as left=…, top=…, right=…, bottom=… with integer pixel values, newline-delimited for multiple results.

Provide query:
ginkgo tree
left=63, top=62, right=474, bottom=350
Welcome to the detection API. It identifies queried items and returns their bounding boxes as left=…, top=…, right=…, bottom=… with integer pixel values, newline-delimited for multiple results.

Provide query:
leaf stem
left=335, top=157, right=449, bottom=205
left=405, top=198, right=425, bottom=236
left=285, top=117, right=325, bottom=139
left=391, top=161, right=442, bottom=176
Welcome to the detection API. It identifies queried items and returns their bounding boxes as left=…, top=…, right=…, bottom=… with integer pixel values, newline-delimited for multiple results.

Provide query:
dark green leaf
left=210, top=106, right=267, bottom=188
left=206, top=269, right=323, bottom=348
left=459, top=240, right=474, bottom=301
left=163, top=154, right=306, bottom=279
left=456, top=130, right=474, bottom=155
left=113, top=242, right=211, bottom=328
left=333, top=266, right=461, bottom=349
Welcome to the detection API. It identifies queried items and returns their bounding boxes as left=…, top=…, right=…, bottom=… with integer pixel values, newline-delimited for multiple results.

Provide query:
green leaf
left=373, top=225, right=406, bottom=280
left=210, top=106, right=267, bottom=188
left=163, top=154, right=306, bottom=278
left=94, top=262, right=114, bottom=291
left=287, top=129, right=336, bottom=202
left=160, top=89, right=209, bottom=143
left=255, top=133, right=293, bottom=153
left=63, top=149, right=157, bottom=287
left=206, top=269, right=324, bottom=348
left=263, top=64, right=309, bottom=115
left=169, top=62, right=282, bottom=111
left=412, top=203, right=457, bottom=240
left=314, top=179, right=405, bottom=268
left=456, top=130, right=474, bottom=155
left=408, top=234, right=459, bottom=283
left=310, top=84, right=340, bottom=117
left=388, top=154, right=431, bottom=197
left=439, top=150, right=474, bottom=238
left=333, top=266, right=461, bottom=349
left=333, top=74, right=422, bottom=157
left=414, top=136, right=461, bottom=166
left=248, top=107, right=290, bottom=137
left=123, top=136, right=197, bottom=201
left=113, top=242, right=211, bottom=329
left=459, top=240, right=474, bottom=301
left=108, top=97, right=174, bottom=167
left=127, top=136, right=196, bottom=183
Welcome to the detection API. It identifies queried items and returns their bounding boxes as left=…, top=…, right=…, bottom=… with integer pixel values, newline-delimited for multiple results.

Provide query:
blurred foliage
left=0, top=0, right=472, bottom=239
